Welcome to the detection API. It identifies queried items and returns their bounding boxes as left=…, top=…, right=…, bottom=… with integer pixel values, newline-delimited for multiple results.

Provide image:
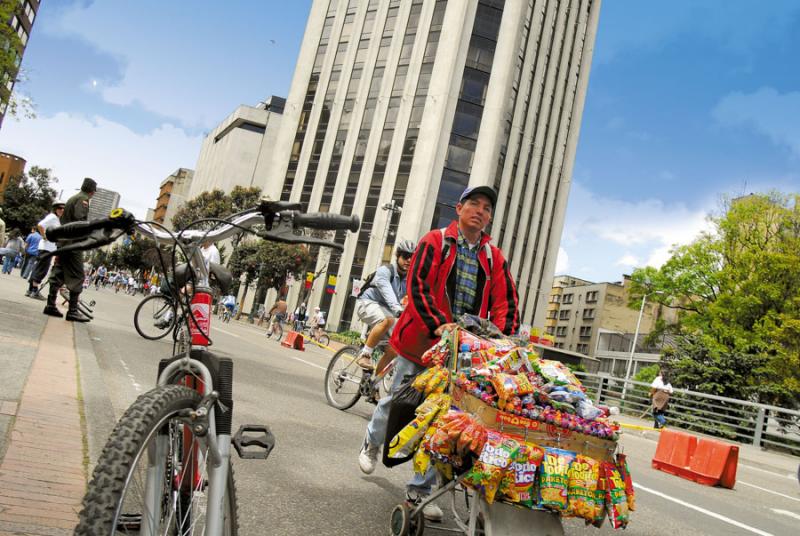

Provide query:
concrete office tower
left=188, top=97, right=285, bottom=198
left=269, top=0, right=600, bottom=330
left=154, top=168, right=194, bottom=228
left=88, top=187, right=121, bottom=221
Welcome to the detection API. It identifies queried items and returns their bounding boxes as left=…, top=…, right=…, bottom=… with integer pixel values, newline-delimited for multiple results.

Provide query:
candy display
left=389, top=327, right=633, bottom=529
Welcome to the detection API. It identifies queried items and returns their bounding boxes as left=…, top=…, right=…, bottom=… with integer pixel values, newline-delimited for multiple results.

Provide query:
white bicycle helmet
left=395, top=239, right=416, bottom=256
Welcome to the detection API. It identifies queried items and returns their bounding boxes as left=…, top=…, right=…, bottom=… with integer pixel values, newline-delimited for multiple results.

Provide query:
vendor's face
left=456, top=195, right=492, bottom=234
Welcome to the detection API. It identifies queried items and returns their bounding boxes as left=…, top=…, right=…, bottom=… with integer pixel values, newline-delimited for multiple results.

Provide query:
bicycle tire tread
left=74, top=385, right=239, bottom=535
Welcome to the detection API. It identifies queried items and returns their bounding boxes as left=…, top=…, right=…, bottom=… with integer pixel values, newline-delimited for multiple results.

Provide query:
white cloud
left=713, top=87, right=800, bottom=157
left=0, top=113, right=203, bottom=219
left=555, top=247, right=569, bottom=274
left=615, top=254, right=640, bottom=267
left=558, top=182, right=715, bottom=282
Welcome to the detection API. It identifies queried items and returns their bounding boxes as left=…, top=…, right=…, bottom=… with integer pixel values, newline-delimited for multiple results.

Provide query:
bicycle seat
left=174, top=262, right=233, bottom=294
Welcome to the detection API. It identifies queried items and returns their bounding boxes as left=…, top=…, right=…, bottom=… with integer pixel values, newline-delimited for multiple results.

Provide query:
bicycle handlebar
left=292, top=212, right=360, bottom=232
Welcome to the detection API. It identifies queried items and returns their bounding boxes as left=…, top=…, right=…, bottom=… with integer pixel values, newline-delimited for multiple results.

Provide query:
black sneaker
left=43, top=305, right=64, bottom=318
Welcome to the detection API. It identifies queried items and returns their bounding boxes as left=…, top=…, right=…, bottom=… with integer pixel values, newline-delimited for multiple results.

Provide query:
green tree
left=1, top=0, right=35, bottom=119
left=630, top=192, right=800, bottom=406
left=0, top=166, right=57, bottom=232
left=170, top=189, right=231, bottom=231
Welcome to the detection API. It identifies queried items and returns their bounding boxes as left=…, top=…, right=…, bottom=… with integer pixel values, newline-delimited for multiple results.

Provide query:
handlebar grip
left=46, top=220, right=105, bottom=241
left=292, top=212, right=360, bottom=233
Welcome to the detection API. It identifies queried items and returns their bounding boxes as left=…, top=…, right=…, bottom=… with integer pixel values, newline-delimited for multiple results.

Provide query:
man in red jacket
left=358, top=185, right=519, bottom=521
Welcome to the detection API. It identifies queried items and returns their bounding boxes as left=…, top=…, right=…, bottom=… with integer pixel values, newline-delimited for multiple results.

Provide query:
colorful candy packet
left=490, top=372, right=534, bottom=400
left=538, top=448, right=577, bottom=512
left=388, top=393, right=450, bottom=459
left=501, top=442, right=544, bottom=508
left=602, top=461, right=630, bottom=529
left=567, top=455, right=600, bottom=521
left=616, top=453, right=636, bottom=511
left=463, top=431, right=520, bottom=503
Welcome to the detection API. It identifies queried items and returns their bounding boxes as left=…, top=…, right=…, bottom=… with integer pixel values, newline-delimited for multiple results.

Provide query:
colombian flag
left=305, top=272, right=314, bottom=289
left=326, top=275, right=337, bottom=294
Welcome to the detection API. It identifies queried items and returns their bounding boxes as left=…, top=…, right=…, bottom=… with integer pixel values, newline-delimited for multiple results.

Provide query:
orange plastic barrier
left=652, top=429, right=697, bottom=477
left=652, top=430, right=738, bottom=488
left=687, top=438, right=739, bottom=488
left=281, top=331, right=305, bottom=351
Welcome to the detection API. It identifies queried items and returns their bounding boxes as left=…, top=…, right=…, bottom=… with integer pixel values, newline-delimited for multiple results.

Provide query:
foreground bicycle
left=43, top=199, right=359, bottom=535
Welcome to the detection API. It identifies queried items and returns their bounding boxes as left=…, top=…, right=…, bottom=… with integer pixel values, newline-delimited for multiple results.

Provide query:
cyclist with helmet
left=354, top=239, right=416, bottom=373
left=26, top=198, right=66, bottom=300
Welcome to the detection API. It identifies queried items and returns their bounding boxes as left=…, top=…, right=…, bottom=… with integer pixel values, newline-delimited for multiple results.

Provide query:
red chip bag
left=616, top=453, right=636, bottom=511
left=602, top=461, right=630, bottom=529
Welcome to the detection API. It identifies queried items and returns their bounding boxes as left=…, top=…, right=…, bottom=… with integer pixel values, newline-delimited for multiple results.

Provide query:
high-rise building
left=189, top=96, right=285, bottom=198
left=0, top=150, right=25, bottom=202
left=263, top=0, right=601, bottom=330
left=88, top=187, right=121, bottom=221
left=1, top=0, right=39, bottom=129
left=154, top=168, right=194, bottom=228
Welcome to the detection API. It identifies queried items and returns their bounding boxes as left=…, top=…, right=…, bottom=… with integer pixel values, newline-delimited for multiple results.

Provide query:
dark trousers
left=48, top=251, right=84, bottom=294
left=29, top=255, right=53, bottom=288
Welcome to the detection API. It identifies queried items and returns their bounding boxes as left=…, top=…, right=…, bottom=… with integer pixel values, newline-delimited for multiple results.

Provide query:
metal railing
left=575, top=372, right=800, bottom=457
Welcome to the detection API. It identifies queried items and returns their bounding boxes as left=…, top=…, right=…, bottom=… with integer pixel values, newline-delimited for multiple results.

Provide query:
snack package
left=501, top=442, right=544, bottom=508
left=413, top=427, right=435, bottom=475
left=538, top=448, right=576, bottom=512
left=463, top=431, right=520, bottom=503
left=490, top=373, right=534, bottom=400
left=567, top=455, right=601, bottom=521
left=602, top=461, right=630, bottom=529
left=537, top=359, right=580, bottom=387
left=590, top=463, right=607, bottom=528
left=388, top=393, right=450, bottom=459
left=411, top=366, right=451, bottom=395
left=616, top=453, right=636, bottom=511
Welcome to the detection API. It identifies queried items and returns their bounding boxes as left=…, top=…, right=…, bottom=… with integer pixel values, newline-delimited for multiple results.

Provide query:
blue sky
left=1, top=0, right=798, bottom=284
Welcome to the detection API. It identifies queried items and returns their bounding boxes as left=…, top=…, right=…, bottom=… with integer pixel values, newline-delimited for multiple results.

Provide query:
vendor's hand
left=434, top=322, right=458, bottom=337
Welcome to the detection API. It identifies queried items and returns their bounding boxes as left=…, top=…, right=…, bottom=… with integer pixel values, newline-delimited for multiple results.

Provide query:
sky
left=1, top=0, right=798, bottom=284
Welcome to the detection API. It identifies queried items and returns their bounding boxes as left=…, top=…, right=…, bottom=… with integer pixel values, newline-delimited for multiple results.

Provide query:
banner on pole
left=326, top=275, right=337, bottom=294
left=305, top=272, right=314, bottom=289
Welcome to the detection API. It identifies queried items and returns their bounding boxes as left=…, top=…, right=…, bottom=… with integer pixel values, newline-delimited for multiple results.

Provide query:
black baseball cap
left=459, top=185, right=497, bottom=208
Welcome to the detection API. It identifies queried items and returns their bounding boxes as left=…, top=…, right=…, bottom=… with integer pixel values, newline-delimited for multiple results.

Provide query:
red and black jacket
left=389, top=221, right=519, bottom=365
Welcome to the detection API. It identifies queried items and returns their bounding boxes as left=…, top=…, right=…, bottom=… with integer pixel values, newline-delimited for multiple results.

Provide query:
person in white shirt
left=201, top=240, right=221, bottom=269
left=311, top=306, right=326, bottom=340
left=650, top=369, right=674, bottom=429
left=26, top=199, right=66, bottom=300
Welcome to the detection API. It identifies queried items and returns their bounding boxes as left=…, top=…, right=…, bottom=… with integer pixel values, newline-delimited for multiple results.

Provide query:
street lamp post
left=378, top=199, right=401, bottom=266
left=621, top=290, right=664, bottom=400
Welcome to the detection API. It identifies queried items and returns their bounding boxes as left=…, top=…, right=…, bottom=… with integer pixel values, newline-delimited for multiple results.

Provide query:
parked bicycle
left=42, top=200, right=359, bottom=535
left=324, top=339, right=395, bottom=410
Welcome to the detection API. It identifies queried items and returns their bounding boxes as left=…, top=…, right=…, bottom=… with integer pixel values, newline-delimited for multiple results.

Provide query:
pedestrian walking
left=357, top=185, right=519, bottom=522
left=21, top=226, right=42, bottom=279
left=650, top=368, right=673, bottom=429
left=43, top=177, right=97, bottom=322
left=26, top=199, right=66, bottom=299
left=1, top=231, right=25, bottom=274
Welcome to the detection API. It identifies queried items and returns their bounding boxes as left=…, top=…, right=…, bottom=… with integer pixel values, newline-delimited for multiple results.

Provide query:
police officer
left=43, top=177, right=97, bottom=322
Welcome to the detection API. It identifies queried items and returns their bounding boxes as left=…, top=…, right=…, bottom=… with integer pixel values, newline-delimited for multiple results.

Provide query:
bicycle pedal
left=233, top=424, right=275, bottom=460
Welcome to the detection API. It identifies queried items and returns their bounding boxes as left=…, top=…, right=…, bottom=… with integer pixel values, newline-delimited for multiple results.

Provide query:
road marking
left=215, top=327, right=241, bottom=339
left=286, top=353, right=327, bottom=372
left=772, top=509, right=800, bottom=521
left=739, top=480, right=800, bottom=503
left=739, top=462, right=796, bottom=480
left=634, top=482, right=774, bottom=536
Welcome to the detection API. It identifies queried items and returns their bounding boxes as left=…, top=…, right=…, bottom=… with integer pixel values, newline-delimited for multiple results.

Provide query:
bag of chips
left=490, top=372, right=534, bottom=400
left=567, top=455, right=600, bottom=521
left=387, top=393, right=450, bottom=459
left=602, top=461, right=630, bottom=529
left=501, top=442, right=544, bottom=508
left=616, top=453, right=636, bottom=511
left=538, top=448, right=576, bottom=512
left=590, top=462, right=607, bottom=527
left=463, top=431, right=520, bottom=503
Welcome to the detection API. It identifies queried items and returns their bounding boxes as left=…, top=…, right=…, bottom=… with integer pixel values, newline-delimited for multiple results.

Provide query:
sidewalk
left=0, top=275, right=86, bottom=535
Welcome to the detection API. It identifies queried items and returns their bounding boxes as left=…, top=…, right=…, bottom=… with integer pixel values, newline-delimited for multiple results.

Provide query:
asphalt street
left=1, top=273, right=799, bottom=535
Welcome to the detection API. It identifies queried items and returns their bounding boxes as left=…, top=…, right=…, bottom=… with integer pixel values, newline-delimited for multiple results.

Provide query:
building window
left=583, top=308, right=595, bottom=320
left=586, top=291, right=598, bottom=302
left=24, top=1, right=35, bottom=24
left=546, top=326, right=554, bottom=335
left=577, top=343, right=588, bottom=354
left=558, top=310, right=570, bottom=320
left=562, top=293, right=574, bottom=304
left=579, top=326, right=592, bottom=338
left=551, top=294, right=561, bottom=303
left=556, top=326, right=567, bottom=337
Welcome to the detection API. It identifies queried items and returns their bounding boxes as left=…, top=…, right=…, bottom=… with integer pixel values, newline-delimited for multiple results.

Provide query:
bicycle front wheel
left=134, top=294, right=176, bottom=340
left=75, top=385, right=238, bottom=535
left=324, top=345, right=364, bottom=410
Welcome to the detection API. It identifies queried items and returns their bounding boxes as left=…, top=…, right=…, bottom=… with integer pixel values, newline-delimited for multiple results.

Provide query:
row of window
left=553, top=289, right=599, bottom=304
left=548, top=308, right=595, bottom=320
left=552, top=325, right=592, bottom=338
